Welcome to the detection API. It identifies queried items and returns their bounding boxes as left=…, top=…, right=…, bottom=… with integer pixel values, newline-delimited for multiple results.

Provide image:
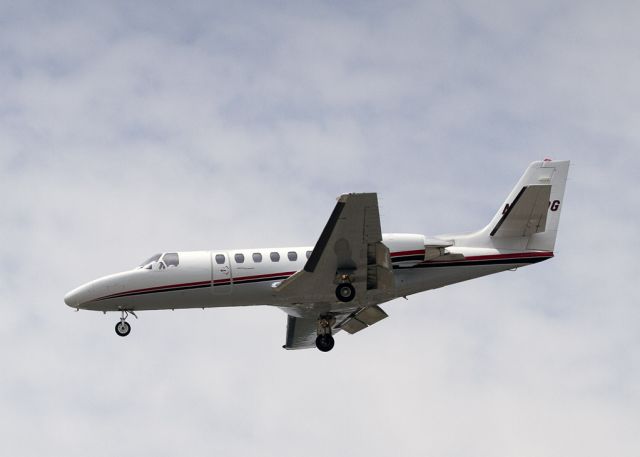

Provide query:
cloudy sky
left=1, top=0, right=639, bottom=455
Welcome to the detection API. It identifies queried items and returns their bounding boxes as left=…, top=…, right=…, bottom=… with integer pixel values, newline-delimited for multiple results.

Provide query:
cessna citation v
left=65, top=160, right=569, bottom=352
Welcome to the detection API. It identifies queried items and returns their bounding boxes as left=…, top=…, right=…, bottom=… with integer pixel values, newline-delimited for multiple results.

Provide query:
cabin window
left=287, top=251, right=298, bottom=261
left=252, top=253, right=263, bottom=263
left=235, top=253, right=245, bottom=263
left=162, top=252, right=179, bottom=268
left=215, top=254, right=225, bottom=264
left=270, top=252, right=280, bottom=262
left=306, top=250, right=312, bottom=259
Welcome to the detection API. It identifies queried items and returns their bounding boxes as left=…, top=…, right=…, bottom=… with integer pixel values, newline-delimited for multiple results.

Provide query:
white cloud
left=1, top=0, right=639, bottom=455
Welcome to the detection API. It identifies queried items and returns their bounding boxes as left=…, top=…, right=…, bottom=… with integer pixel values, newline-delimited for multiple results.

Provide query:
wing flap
left=336, top=305, right=388, bottom=334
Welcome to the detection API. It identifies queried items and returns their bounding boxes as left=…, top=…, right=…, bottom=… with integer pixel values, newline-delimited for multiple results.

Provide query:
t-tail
left=455, top=159, right=570, bottom=252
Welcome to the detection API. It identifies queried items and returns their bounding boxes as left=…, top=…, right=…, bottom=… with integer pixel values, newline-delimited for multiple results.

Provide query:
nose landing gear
left=115, top=320, right=131, bottom=337
left=115, top=310, right=136, bottom=337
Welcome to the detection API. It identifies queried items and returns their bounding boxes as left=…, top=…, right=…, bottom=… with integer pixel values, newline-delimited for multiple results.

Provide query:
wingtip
left=337, top=192, right=378, bottom=202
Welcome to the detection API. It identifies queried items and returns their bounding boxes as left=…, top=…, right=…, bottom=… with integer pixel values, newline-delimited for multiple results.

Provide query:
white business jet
left=65, top=160, right=569, bottom=352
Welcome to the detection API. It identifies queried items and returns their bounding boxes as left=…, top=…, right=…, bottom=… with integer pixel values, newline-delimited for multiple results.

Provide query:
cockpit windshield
left=138, top=252, right=180, bottom=270
left=139, top=253, right=162, bottom=267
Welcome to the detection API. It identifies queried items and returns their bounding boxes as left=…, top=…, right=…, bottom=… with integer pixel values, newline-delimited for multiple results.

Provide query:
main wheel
left=315, top=334, right=335, bottom=352
left=335, top=283, right=355, bottom=302
left=115, top=321, right=131, bottom=337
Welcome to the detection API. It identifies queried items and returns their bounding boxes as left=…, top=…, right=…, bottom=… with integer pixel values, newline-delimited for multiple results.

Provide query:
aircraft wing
left=275, top=193, right=393, bottom=303
left=282, top=305, right=389, bottom=350
left=283, top=315, right=321, bottom=350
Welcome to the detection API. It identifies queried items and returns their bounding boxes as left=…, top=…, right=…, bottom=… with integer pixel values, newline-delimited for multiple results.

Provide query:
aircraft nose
left=64, top=284, right=91, bottom=308
left=64, top=288, right=80, bottom=308
left=64, top=271, right=132, bottom=309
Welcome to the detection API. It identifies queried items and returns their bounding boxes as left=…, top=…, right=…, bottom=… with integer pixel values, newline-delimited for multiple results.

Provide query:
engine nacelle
left=382, top=233, right=455, bottom=266
left=382, top=233, right=426, bottom=267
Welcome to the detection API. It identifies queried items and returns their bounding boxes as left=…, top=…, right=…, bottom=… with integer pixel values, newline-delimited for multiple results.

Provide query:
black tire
left=335, top=283, right=355, bottom=302
left=315, top=334, right=335, bottom=352
left=115, top=321, right=131, bottom=337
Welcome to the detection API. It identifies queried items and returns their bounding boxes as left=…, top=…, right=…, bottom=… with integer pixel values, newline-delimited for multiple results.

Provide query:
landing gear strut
left=315, top=315, right=335, bottom=352
left=115, top=310, right=136, bottom=337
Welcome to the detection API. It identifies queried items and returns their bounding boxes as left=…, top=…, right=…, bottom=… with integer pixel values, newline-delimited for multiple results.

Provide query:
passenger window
left=215, top=254, right=225, bottom=264
left=288, top=251, right=298, bottom=261
left=306, top=250, right=312, bottom=259
left=162, top=252, right=179, bottom=267
left=235, top=253, right=245, bottom=263
left=252, top=253, right=262, bottom=263
left=270, top=252, right=280, bottom=262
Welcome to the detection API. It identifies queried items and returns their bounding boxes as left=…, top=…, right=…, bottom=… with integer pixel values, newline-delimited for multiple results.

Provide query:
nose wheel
left=115, top=321, right=131, bottom=337
left=115, top=310, right=136, bottom=337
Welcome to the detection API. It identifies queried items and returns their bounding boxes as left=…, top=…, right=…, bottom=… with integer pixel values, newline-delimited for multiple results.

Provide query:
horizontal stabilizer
left=491, top=184, right=551, bottom=238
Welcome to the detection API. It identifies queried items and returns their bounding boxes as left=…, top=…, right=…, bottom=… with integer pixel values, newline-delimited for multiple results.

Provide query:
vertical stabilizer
left=456, top=160, right=570, bottom=251
left=525, top=160, right=570, bottom=251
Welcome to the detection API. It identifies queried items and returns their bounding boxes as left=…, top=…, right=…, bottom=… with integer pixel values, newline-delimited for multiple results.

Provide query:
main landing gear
left=115, top=310, right=136, bottom=337
left=335, top=283, right=355, bottom=303
left=316, top=334, right=334, bottom=352
left=315, top=315, right=335, bottom=352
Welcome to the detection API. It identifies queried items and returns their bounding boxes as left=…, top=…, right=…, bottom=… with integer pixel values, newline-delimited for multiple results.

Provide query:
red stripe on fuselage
left=422, top=251, right=554, bottom=265
left=94, top=271, right=295, bottom=302
left=459, top=251, right=553, bottom=261
left=100, top=280, right=212, bottom=300
left=390, top=249, right=425, bottom=257
left=93, top=252, right=552, bottom=302
left=233, top=271, right=296, bottom=282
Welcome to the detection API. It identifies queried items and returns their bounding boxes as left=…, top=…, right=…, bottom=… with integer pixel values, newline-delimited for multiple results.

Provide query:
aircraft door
left=212, top=252, right=232, bottom=294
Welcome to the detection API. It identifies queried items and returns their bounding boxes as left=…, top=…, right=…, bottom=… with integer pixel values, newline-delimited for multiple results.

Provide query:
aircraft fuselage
left=64, top=239, right=553, bottom=314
